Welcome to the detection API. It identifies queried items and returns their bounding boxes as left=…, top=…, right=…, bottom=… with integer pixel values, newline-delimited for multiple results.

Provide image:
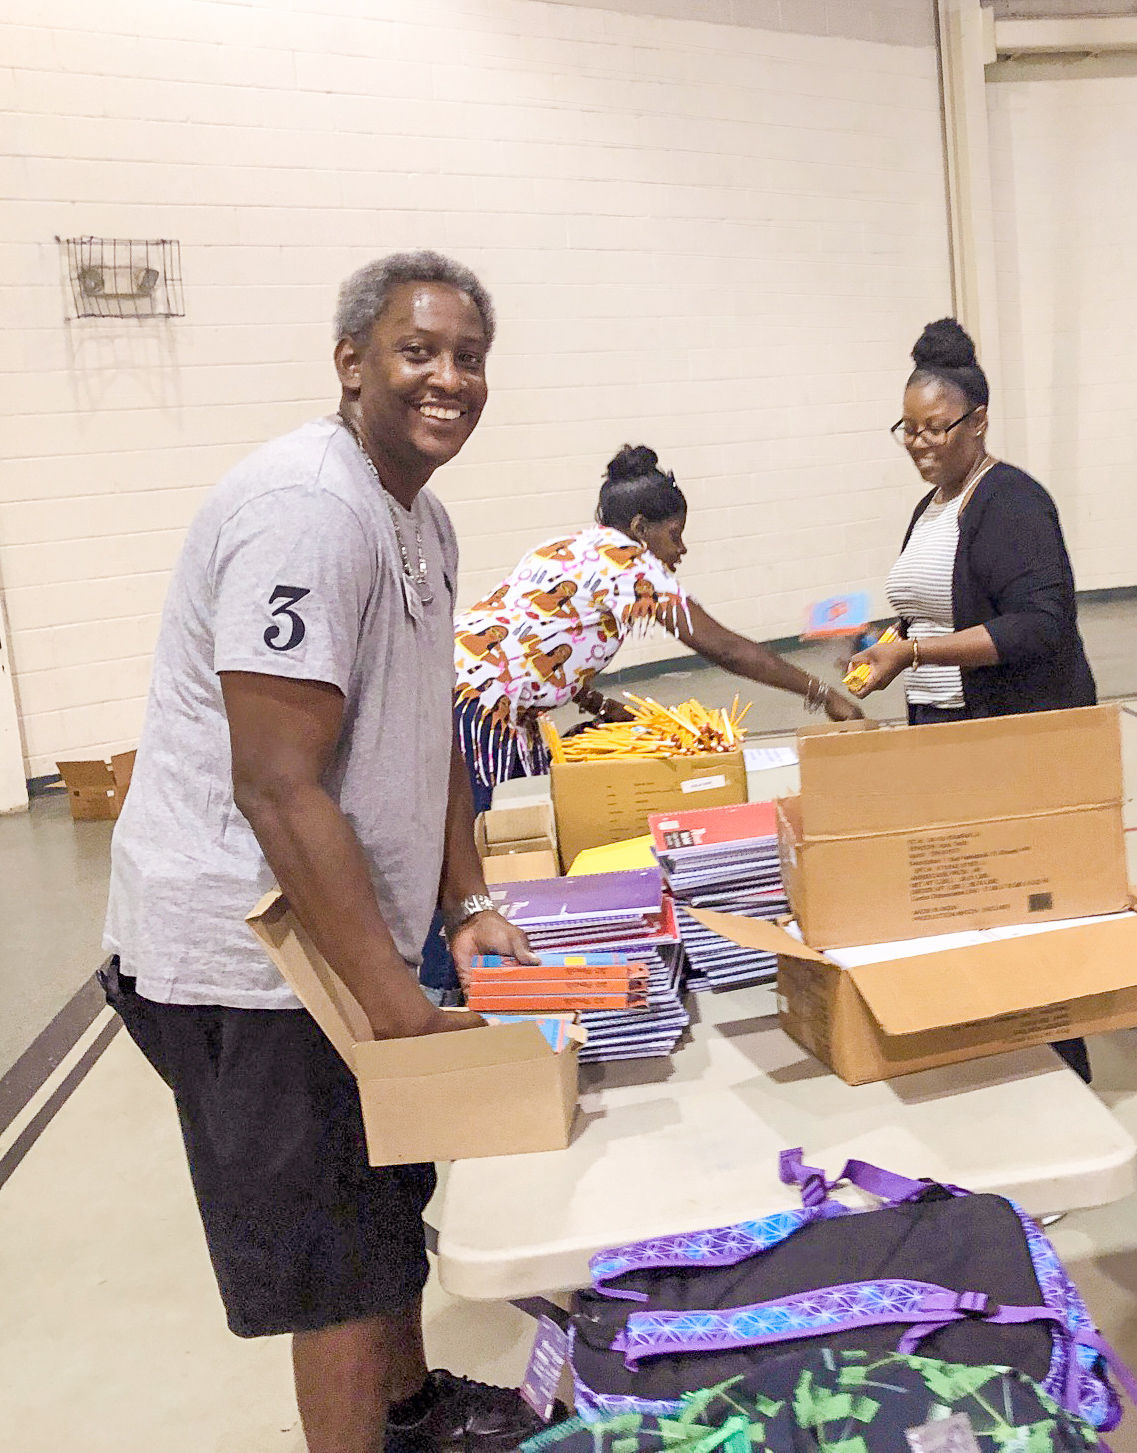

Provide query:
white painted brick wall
left=987, top=65, right=1137, bottom=592
left=1, top=0, right=949, bottom=778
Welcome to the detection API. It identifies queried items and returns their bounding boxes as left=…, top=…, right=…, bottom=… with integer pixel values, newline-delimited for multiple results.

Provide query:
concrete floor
left=0, top=793, right=113, bottom=1079
left=4, top=596, right=1137, bottom=1450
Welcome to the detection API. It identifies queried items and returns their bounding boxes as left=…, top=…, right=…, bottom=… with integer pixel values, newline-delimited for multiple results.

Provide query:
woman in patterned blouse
left=453, top=444, right=861, bottom=806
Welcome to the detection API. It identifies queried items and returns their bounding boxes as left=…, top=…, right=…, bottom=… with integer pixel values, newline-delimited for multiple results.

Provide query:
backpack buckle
left=956, top=1291, right=997, bottom=1318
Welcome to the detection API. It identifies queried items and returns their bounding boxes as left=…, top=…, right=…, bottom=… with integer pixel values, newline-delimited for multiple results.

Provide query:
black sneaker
left=387, top=1368, right=549, bottom=1453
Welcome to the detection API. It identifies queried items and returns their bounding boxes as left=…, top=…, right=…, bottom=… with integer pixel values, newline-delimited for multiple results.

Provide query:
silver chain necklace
left=340, top=415, right=433, bottom=604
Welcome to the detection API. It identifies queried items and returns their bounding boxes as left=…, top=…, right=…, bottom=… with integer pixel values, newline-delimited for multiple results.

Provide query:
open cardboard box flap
left=687, top=908, right=831, bottom=962
left=352, top=1018, right=577, bottom=1078
left=687, top=904, right=1137, bottom=1035
left=796, top=704, right=1122, bottom=840
left=247, top=889, right=368, bottom=1064
left=246, top=890, right=583, bottom=1164
left=846, top=915, right=1137, bottom=1034
left=246, top=890, right=584, bottom=1078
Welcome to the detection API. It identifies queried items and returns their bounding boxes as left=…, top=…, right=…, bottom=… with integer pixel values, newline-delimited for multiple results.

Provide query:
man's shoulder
left=196, top=418, right=375, bottom=540
left=221, top=417, right=355, bottom=504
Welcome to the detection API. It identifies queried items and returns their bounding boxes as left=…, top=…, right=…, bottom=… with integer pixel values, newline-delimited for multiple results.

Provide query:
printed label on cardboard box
left=680, top=774, right=728, bottom=794
left=907, top=829, right=1053, bottom=923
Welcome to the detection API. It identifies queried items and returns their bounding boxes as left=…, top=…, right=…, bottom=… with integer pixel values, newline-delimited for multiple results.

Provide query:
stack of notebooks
left=486, top=868, right=688, bottom=1062
left=648, top=800, right=788, bottom=992
left=462, top=953, right=649, bottom=1013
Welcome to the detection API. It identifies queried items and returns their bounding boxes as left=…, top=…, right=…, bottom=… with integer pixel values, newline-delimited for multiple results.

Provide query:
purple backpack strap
left=777, top=1148, right=837, bottom=1207
left=779, top=1147, right=965, bottom=1209
left=1074, top=1329, right=1137, bottom=1408
left=611, top=1280, right=1063, bottom=1369
left=589, top=1203, right=851, bottom=1301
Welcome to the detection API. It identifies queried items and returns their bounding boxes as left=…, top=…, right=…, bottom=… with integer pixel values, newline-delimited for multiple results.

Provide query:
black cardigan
left=897, top=461, right=1096, bottom=717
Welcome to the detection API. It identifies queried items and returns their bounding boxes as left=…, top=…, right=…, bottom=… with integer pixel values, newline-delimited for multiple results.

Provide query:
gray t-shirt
left=103, top=416, right=458, bottom=1009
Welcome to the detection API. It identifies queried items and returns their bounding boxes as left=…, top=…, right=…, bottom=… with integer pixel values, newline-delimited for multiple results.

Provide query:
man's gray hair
left=334, top=250, right=495, bottom=347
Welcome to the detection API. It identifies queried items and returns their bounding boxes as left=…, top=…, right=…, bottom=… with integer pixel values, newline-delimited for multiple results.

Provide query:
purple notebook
left=489, top=868, right=663, bottom=925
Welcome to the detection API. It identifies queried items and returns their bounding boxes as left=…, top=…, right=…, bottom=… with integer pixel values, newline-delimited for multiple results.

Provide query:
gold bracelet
left=911, top=638, right=921, bottom=670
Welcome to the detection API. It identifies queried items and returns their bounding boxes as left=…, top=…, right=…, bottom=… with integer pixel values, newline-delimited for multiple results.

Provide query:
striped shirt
left=886, top=492, right=965, bottom=708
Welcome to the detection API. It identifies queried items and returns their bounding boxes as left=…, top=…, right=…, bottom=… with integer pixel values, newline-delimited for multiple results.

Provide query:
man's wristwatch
left=444, top=893, right=496, bottom=940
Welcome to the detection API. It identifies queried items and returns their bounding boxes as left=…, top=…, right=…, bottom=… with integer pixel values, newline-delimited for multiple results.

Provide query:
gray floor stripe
left=0, top=1017, right=121, bottom=1193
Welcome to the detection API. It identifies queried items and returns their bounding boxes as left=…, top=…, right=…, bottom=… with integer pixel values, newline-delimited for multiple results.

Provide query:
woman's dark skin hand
left=825, top=691, right=865, bottom=721
left=574, top=685, right=634, bottom=722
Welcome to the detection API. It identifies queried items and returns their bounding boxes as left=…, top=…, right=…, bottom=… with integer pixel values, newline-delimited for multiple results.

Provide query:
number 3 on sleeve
left=264, top=585, right=311, bottom=652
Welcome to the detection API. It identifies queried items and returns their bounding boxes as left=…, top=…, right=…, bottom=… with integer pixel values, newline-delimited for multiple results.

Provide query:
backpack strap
left=839, top=1158, right=952, bottom=1203
left=589, top=1203, right=851, bottom=1301
left=779, top=1147, right=965, bottom=1209
left=611, top=1280, right=1062, bottom=1368
left=1072, top=1329, right=1137, bottom=1408
left=777, top=1149, right=838, bottom=1207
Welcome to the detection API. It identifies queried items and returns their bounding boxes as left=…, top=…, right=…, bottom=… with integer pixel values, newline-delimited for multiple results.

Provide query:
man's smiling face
left=352, top=279, right=489, bottom=480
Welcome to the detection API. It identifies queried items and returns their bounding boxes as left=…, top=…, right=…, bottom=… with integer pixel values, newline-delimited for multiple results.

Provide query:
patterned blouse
left=454, top=525, right=691, bottom=784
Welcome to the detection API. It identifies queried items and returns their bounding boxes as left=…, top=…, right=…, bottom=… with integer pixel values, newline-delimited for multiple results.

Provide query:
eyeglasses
left=890, top=408, right=977, bottom=448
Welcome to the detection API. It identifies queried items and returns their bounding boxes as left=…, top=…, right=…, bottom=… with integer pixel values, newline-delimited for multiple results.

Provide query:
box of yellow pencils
left=545, top=694, right=750, bottom=869
left=551, top=751, right=747, bottom=872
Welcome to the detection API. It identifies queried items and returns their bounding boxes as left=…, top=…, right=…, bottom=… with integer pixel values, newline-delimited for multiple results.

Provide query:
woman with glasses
left=847, top=317, right=1095, bottom=724
left=849, top=319, right=1095, bottom=1084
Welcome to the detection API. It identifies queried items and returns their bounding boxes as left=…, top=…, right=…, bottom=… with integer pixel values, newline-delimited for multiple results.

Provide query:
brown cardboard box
left=475, top=802, right=557, bottom=860
left=779, top=705, right=1127, bottom=948
left=481, top=850, right=560, bottom=886
left=56, top=750, right=137, bottom=821
left=689, top=904, right=1137, bottom=1085
left=482, top=801, right=556, bottom=848
left=551, top=750, right=746, bottom=871
left=247, top=890, right=581, bottom=1164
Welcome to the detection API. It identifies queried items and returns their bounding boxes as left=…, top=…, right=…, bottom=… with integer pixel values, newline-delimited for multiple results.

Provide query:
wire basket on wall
left=59, top=236, right=185, bottom=319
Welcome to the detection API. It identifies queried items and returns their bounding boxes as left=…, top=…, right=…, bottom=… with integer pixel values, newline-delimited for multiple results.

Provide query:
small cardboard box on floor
left=247, top=890, right=581, bottom=1164
left=551, top=750, right=746, bottom=871
left=691, top=904, right=1137, bottom=1085
left=56, top=750, right=137, bottom=821
left=778, top=705, right=1128, bottom=949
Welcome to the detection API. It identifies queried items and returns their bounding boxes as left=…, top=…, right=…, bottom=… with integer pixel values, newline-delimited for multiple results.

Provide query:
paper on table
left=744, top=746, right=799, bottom=771
left=784, top=909, right=1136, bottom=968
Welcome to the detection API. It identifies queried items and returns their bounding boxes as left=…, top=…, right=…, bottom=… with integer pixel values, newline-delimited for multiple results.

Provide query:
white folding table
left=436, top=986, right=1137, bottom=1300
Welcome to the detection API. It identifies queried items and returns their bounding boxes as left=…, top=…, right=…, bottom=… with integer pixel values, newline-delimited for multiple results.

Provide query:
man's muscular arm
left=222, top=671, right=482, bottom=1037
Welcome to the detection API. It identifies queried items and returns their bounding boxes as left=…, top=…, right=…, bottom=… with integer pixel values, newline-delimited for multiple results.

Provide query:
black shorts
left=100, top=957, right=436, bottom=1337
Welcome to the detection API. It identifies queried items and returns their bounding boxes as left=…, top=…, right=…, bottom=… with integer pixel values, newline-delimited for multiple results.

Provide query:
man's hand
left=448, top=909, right=539, bottom=976
left=423, top=1007, right=487, bottom=1035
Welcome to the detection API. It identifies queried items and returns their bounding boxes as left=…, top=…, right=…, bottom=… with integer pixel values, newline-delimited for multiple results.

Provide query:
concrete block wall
left=1, top=0, right=950, bottom=779
left=987, top=60, right=1137, bottom=590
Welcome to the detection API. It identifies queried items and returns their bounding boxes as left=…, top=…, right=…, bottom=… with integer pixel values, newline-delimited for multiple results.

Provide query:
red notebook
left=648, top=799, right=778, bottom=854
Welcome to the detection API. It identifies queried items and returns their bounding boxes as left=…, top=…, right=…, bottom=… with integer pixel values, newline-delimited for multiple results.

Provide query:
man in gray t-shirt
left=102, top=253, right=541, bottom=1453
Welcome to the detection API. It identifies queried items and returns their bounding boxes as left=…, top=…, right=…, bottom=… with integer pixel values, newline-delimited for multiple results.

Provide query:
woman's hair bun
left=912, top=317, right=977, bottom=371
left=605, top=444, right=659, bottom=484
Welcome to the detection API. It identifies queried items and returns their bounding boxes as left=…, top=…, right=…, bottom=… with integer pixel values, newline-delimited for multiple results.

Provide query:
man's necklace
left=339, top=415, right=432, bottom=604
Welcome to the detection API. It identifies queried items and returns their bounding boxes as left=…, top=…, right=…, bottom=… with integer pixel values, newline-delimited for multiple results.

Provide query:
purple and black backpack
left=569, top=1150, right=1136, bottom=1431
